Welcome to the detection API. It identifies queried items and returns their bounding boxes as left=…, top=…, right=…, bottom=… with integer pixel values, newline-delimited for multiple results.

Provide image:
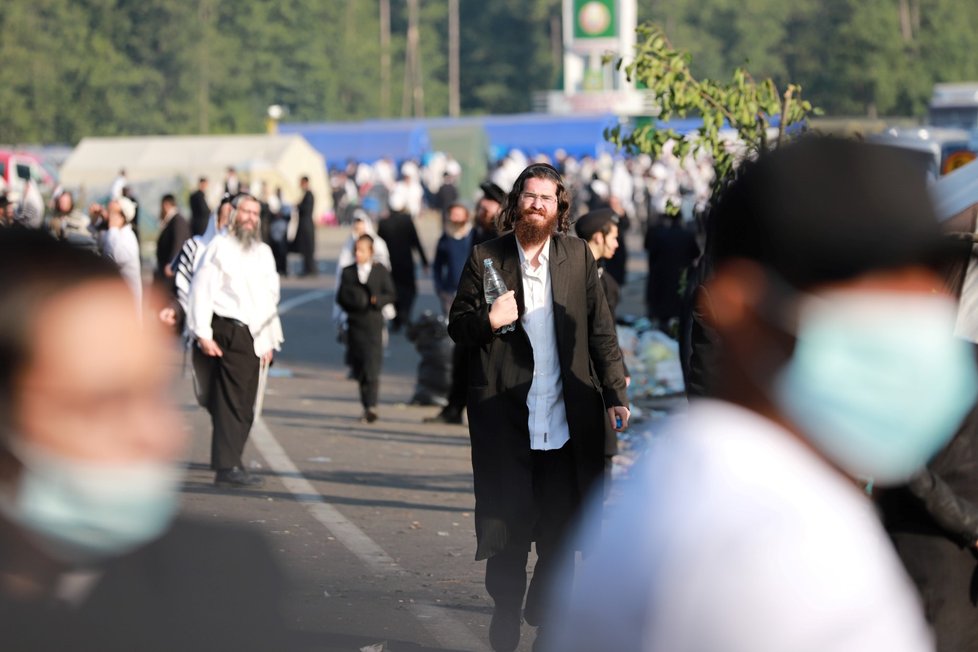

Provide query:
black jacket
left=337, top=263, right=396, bottom=379
left=0, top=516, right=290, bottom=651
left=377, top=211, right=428, bottom=285
left=188, top=190, right=210, bottom=237
left=154, top=213, right=190, bottom=296
left=448, top=232, right=628, bottom=559
left=880, top=369, right=978, bottom=652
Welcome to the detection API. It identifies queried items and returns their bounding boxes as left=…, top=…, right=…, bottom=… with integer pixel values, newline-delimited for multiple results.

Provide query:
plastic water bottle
left=483, top=258, right=515, bottom=334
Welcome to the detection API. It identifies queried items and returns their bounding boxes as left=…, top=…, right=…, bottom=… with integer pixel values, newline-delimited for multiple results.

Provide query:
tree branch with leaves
left=605, top=24, right=820, bottom=211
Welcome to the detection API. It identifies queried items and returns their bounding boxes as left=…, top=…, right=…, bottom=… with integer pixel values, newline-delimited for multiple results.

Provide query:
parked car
left=0, top=150, right=55, bottom=197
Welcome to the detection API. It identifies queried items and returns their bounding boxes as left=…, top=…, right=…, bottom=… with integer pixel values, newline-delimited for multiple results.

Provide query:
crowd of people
left=0, top=168, right=290, bottom=492
left=3, top=136, right=978, bottom=652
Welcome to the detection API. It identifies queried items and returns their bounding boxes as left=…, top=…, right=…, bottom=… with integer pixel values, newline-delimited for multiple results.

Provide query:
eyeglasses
left=520, top=192, right=558, bottom=206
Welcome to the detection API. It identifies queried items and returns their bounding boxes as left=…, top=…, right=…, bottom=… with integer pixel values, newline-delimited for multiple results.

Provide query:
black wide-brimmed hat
left=479, top=181, right=507, bottom=205
left=575, top=208, right=618, bottom=241
left=711, top=136, right=956, bottom=288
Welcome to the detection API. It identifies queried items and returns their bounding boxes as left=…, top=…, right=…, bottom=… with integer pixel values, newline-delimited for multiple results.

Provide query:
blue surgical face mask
left=0, top=438, right=183, bottom=565
left=772, top=291, right=978, bottom=486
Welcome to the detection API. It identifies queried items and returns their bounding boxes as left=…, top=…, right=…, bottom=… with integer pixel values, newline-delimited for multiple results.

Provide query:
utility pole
left=380, top=0, right=391, bottom=118
left=198, top=0, right=212, bottom=133
left=448, top=0, right=460, bottom=117
left=406, top=0, right=424, bottom=117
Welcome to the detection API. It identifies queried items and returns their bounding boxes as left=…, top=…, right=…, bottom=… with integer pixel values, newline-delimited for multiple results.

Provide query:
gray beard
left=233, top=222, right=259, bottom=249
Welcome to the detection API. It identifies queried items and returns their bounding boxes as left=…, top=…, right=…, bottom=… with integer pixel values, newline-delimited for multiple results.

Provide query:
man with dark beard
left=188, top=195, right=283, bottom=488
left=448, top=163, right=629, bottom=651
left=473, top=180, right=505, bottom=245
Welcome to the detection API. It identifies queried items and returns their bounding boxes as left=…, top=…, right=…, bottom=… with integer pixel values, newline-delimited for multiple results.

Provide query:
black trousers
left=392, top=280, right=416, bottom=329
left=297, top=220, right=315, bottom=275
left=444, top=343, right=468, bottom=414
left=270, top=237, right=288, bottom=275
left=198, top=316, right=260, bottom=470
left=484, top=445, right=578, bottom=624
left=348, top=335, right=382, bottom=410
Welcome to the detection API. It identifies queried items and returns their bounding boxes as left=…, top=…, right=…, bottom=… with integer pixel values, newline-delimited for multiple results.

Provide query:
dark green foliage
left=0, top=0, right=974, bottom=144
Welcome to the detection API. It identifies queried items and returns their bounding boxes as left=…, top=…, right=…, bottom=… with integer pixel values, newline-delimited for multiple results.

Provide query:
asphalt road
left=174, top=214, right=657, bottom=652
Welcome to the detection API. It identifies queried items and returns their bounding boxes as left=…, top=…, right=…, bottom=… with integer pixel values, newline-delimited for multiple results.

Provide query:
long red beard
left=514, top=208, right=557, bottom=247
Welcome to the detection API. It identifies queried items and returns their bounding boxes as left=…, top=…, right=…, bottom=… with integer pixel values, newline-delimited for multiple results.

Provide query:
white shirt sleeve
left=188, top=242, right=220, bottom=341
left=251, top=246, right=283, bottom=357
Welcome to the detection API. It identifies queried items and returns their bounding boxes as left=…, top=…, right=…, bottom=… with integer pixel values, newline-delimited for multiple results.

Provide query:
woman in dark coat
left=336, top=234, right=396, bottom=423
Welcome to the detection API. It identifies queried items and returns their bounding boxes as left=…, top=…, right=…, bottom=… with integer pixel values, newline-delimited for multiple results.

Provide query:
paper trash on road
left=618, top=325, right=685, bottom=398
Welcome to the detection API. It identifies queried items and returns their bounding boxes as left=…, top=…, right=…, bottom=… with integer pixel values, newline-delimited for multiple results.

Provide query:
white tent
left=59, top=133, right=331, bottom=221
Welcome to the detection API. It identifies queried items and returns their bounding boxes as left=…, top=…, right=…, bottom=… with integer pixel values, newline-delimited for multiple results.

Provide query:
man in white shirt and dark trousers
left=448, top=164, right=629, bottom=652
left=188, top=195, right=283, bottom=488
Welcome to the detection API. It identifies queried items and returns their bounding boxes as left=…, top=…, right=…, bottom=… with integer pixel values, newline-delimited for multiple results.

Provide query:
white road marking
left=254, top=283, right=487, bottom=649
left=277, top=289, right=331, bottom=314
left=250, top=420, right=488, bottom=652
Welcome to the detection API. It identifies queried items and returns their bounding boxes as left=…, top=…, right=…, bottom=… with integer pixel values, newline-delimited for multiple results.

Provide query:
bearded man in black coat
left=448, top=163, right=628, bottom=652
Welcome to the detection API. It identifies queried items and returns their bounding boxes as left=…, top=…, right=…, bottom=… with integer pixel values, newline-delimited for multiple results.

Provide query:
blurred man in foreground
left=0, top=229, right=288, bottom=651
left=546, top=137, right=978, bottom=652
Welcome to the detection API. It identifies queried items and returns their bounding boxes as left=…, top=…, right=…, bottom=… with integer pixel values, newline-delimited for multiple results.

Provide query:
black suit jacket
left=188, top=190, right=210, bottom=237
left=1, top=516, right=290, bottom=651
left=336, top=263, right=395, bottom=371
left=377, top=211, right=428, bottom=284
left=155, top=213, right=191, bottom=295
left=448, top=231, right=627, bottom=559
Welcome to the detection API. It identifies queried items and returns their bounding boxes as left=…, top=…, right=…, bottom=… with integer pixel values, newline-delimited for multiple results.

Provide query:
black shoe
left=489, top=604, right=522, bottom=652
left=360, top=409, right=378, bottom=423
left=423, top=409, right=463, bottom=424
left=523, top=601, right=542, bottom=627
left=214, top=466, right=264, bottom=488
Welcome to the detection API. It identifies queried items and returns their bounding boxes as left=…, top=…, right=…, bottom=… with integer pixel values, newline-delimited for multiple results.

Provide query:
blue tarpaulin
left=280, top=113, right=627, bottom=167
left=280, top=120, right=431, bottom=167
left=480, top=113, right=621, bottom=160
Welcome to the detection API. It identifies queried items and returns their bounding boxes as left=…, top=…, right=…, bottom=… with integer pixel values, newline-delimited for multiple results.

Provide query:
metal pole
left=380, top=0, right=391, bottom=117
left=448, top=0, right=460, bottom=117
left=408, top=0, right=424, bottom=117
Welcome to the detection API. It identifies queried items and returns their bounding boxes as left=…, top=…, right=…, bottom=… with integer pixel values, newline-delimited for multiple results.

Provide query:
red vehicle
left=0, top=150, right=55, bottom=197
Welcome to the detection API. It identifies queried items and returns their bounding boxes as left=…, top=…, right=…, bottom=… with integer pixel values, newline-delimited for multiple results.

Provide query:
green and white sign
left=573, top=0, right=616, bottom=40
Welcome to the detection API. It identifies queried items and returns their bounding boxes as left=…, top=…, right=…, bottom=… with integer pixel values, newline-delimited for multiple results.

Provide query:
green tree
left=459, top=0, right=561, bottom=114
left=608, top=23, right=818, bottom=203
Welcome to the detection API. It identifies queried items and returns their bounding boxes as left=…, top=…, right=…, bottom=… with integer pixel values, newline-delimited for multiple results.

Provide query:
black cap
left=479, top=181, right=507, bottom=205
left=711, top=136, right=955, bottom=289
left=575, top=208, right=618, bottom=241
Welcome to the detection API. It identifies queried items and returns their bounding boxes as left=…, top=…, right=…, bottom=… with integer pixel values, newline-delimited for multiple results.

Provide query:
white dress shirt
left=517, top=238, right=570, bottom=451
left=187, top=234, right=283, bottom=357
left=356, top=262, right=372, bottom=284
left=550, top=400, right=934, bottom=652
left=103, top=224, right=142, bottom=310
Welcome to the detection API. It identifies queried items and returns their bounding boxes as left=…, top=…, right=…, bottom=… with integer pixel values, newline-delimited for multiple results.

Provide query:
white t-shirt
left=549, top=400, right=933, bottom=652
